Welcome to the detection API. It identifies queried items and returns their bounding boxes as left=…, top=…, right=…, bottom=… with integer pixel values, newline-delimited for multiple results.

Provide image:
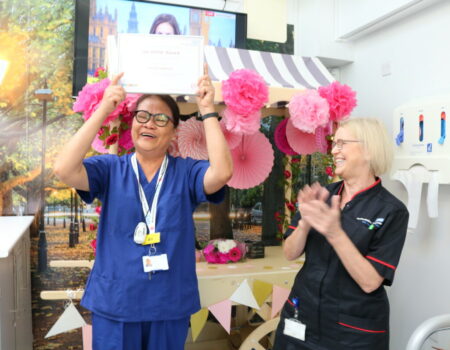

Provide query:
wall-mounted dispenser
left=391, top=94, right=450, bottom=230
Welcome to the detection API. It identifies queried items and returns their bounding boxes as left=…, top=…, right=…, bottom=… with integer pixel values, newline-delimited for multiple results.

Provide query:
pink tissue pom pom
left=118, top=129, right=133, bottom=150
left=222, top=69, right=268, bottom=116
left=318, top=81, right=357, bottom=122
left=223, top=108, right=261, bottom=135
left=288, top=90, right=330, bottom=134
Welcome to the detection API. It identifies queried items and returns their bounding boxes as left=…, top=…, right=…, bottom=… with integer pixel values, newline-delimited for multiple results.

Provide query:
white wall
left=333, top=1, right=450, bottom=348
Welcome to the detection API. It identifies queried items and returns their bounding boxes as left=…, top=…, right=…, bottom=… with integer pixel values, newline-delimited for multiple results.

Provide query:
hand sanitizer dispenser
left=391, top=94, right=449, bottom=230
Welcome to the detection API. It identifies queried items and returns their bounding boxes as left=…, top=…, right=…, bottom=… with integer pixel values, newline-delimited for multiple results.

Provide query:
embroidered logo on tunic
left=356, top=217, right=384, bottom=230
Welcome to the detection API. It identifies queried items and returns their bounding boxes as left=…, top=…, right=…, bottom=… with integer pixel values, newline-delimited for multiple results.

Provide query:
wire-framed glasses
left=133, top=110, right=173, bottom=127
left=331, top=139, right=362, bottom=150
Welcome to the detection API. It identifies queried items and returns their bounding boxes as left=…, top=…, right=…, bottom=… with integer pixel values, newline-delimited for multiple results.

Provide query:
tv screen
left=73, top=0, right=247, bottom=95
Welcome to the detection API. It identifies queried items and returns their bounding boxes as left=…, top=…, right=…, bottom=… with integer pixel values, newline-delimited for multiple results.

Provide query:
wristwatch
left=199, top=112, right=221, bottom=121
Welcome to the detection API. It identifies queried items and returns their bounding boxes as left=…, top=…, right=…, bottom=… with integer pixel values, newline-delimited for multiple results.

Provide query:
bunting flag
left=271, top=285, right=291, bottom=319
left=253, top=280, right=273, bottom=307
left=45, top=302, right=86, bottom=338
left=208, top=300, right=232, bottom=334
left=190, top=308, right=209, bottom=341
left=82, top=324, right=92, bottom=350
left=229, top=279, right=260, bottom=310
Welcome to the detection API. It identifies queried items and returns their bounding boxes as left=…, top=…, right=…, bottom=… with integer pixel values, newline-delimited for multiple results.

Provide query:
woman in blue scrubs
left=274, top=118, right=409, bottom=350
left=54, top=71, right=233, bottom=350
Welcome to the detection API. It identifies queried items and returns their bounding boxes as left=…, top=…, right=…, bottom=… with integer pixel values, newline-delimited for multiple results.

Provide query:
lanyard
left=131, top=153, right=168, bottom=234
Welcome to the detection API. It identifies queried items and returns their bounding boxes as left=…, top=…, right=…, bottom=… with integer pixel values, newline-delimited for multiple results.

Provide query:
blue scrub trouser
left=92, top=313, right=190, bottom=350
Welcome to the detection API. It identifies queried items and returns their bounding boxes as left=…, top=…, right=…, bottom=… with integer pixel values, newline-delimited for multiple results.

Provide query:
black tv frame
left=72, top=0, right=247, bottom=96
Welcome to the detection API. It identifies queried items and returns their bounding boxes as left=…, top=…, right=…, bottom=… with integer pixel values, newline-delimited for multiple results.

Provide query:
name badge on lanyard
left=131, top=154, right=170, bottom=274
left=283, top=298, right=306, bottom=341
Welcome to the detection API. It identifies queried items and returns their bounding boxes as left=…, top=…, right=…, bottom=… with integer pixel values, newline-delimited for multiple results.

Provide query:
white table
left=0, top=216, right=34, bottom=350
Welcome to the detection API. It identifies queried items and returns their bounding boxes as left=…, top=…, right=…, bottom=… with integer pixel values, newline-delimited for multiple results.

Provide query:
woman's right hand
left=297, top=182, right=328, bottom=227
left=98, top=73, right=126, bottom=117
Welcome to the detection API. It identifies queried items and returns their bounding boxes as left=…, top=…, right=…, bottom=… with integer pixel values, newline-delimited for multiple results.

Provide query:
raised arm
left=196, top=66, right=233, bottom=194
left=53, top=74, right=126, bottom=191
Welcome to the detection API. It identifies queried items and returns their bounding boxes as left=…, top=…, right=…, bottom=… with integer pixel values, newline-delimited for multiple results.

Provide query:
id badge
left=142, top=254, right=169, bottom=273
left=283, top=318, right=306, bottom=341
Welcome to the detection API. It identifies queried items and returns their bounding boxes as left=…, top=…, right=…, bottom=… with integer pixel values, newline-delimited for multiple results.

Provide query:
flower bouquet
left=203, top=239, right=246, bottom=264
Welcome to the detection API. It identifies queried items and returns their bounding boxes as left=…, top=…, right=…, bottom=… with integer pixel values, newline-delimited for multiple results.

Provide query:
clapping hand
left=299, top=183, right=343, bottom=240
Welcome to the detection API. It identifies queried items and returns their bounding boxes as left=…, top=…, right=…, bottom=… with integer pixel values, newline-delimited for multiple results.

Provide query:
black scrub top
left=277, top=179, right=408, bottom=350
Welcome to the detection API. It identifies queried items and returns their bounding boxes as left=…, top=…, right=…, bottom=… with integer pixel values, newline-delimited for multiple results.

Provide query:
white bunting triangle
left=229, top=279, right=260, bottom=310
left=45, top=302, right=86, bottom=338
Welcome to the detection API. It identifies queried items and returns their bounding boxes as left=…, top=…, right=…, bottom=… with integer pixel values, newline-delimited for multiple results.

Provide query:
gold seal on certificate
left=107, top=33, right=204, bottom=96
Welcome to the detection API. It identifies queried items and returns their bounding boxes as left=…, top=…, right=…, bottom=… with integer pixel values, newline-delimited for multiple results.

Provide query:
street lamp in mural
left=35, top=85, right=54, bottom=273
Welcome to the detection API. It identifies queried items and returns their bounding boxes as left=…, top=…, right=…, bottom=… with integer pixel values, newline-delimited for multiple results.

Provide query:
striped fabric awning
left=205, top=46, right=334, bottom=91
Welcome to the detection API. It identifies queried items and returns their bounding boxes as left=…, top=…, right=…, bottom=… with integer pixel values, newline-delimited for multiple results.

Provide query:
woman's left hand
left=196, top=64, right=215, bottom=115
left=301, top=195, right=344, bottom=240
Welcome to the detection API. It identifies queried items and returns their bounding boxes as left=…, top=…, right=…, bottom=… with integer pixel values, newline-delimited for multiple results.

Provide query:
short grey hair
left=338, top=118, right=394, bottom=176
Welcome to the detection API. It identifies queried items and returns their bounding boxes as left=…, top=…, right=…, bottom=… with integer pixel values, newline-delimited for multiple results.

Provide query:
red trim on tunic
left=366, top=255, right=396, bottom=270
left=288, top=225, right=297, bottom=230
left=350, top=178, right=381, bottom=200
left=338, top=322, right=386, bottom=333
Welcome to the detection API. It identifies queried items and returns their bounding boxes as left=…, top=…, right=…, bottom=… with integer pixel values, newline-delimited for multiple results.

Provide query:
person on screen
left=273, top=118, right=409, bottom=350
left=149, top=13, right=181, bottom=35
left=53, top=68, right=232, bottom=349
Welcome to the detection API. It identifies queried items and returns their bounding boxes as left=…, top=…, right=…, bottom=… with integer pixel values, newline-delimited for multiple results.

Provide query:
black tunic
left=274, top=179, right=409, bottom=350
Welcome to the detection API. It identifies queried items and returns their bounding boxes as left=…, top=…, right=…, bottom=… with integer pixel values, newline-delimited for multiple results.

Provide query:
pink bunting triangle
left=208, top=299, right=232, bottom=334
left=82, top=324, right=92, bottom=350
left=271, top=285, right=291, bottom=319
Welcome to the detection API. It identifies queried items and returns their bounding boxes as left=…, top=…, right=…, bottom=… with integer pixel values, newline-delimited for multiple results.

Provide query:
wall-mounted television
left=73, top=0, right=247, bottom=96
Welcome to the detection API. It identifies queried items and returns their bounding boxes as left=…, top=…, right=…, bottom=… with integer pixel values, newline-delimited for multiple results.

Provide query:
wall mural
left=1, top=1, right=334, bottom=348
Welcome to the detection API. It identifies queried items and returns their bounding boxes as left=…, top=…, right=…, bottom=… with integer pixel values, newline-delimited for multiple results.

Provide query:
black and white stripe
left=204, top=46, right=334, bottom=89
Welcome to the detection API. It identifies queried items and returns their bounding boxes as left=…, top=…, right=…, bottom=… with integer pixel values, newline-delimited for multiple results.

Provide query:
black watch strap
left=200, top=112, right=221, bottom=121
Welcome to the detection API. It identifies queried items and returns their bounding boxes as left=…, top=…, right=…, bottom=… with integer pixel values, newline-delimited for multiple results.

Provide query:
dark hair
left=134, top=94, right=180, bottom=128
left=149, top=13, right=181, bottom=35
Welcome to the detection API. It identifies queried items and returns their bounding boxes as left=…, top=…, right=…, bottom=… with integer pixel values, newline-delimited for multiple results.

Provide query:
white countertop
left=0, top=216, right=34, bottom=258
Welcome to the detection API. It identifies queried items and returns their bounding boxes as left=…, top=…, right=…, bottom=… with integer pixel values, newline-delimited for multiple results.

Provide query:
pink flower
left=218, top=253, right=230, bottom=264
left=94, top=67, right=106, bottom=78
left=228, top=247, right=242, bottom=262
left=106, top=134, right=119, bottom=146
left=325, top=166, right=334, bottom=177
left=286, top=202, right=296, bottom=212
left=288, top=90, right=330, bottom=133
left=284, top=170, right=291, bottom=179
left=203, top=244, right=215, bottom=255
left=222, top=108, right=261, bottom=135
left=88, top=223, right=97, bottom=231
left=222, top=69, right=268, bottom=116
left=73, top=78, right=110, bottom=119
left=90, top=239, right=97, bottom=256
left=95, top=206, right=102, bottom=215
left=291, top=157, right=301, bottom=163
left=118, top=129, right=133, bottom=150
left=318, top=81, right=357, bottom=122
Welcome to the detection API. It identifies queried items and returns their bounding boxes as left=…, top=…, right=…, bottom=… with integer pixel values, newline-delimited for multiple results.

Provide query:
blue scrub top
left=77, top=153, right=224, bottom=322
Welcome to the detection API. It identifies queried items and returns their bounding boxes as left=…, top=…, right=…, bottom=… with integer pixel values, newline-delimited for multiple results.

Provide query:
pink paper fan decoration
left=274, top=118, right=297, bottom=156
left=227, top=132, right=274, bottom=189
left=220, top=119, right=246, bottom=149
left=222, top=108, right=261, bottom=135
left=286, top=118, right=319, bottom=155
left=222, top=69, right=269, bottom=116
left=318, top=81, right=357, bottom=122
left=168, top=128, right=181, bottom=157
left=177, top=118, right=208, bottom=160
left=288, top=90, right=330, bottom=133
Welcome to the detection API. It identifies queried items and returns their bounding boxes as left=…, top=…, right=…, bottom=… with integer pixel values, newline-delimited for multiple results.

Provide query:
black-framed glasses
left=133, top=110, right=173, bottom=127
left=331, top=139, right=362, bottom=150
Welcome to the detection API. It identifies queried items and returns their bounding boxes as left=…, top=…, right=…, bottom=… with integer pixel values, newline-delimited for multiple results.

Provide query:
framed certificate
left=107, top=34, right=204, bottom=96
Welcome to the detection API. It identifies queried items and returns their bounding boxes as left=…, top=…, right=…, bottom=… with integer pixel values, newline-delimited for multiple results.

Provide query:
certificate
left=107, top=34, right=204, bottom=95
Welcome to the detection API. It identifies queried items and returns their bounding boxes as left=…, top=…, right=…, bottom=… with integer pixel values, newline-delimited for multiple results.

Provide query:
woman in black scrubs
left=274, top=118, right=409, bottom=350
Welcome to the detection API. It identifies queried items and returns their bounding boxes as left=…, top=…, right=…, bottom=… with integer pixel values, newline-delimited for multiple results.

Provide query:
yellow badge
left=142, top=232, right=161, bottom=245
